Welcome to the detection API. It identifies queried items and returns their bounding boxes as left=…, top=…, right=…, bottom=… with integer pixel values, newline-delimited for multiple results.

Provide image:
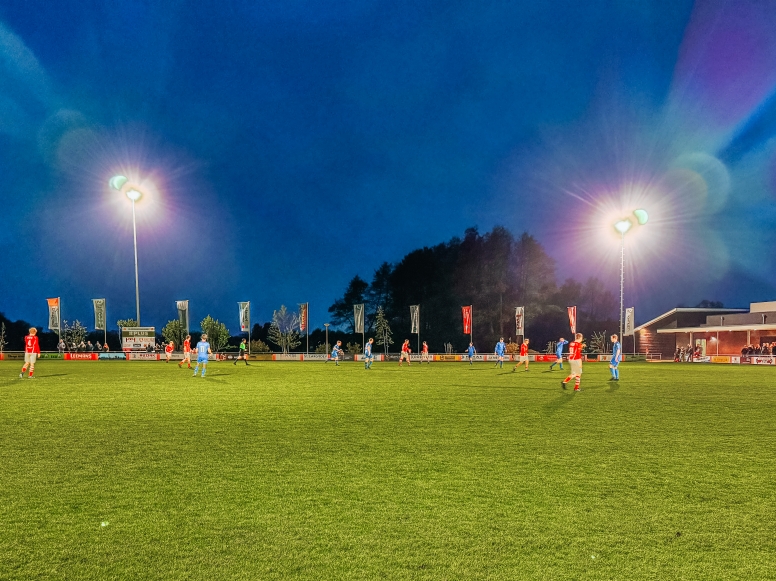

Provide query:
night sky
left=3, top=0, right=776, bottom=333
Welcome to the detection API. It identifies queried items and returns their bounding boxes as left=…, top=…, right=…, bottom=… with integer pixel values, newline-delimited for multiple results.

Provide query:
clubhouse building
left=635, top=301, right=776, bottom=358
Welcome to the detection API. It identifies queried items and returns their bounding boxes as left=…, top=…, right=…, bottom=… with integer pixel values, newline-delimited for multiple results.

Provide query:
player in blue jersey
left=466, top=342, right=476, bottom=365
left=494, top=337, right=506, bottom=368
left=609, top=334, right=621, bottom=380
left=193, top=333, right=212, bottom=377
left=549, top=337, right=568, bottom=371
left=363, top=338, right=374, bottom=369
left=331, top=340, right=343, bottom=366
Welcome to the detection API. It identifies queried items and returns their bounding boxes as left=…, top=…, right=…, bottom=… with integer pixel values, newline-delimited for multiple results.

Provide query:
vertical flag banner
left=176, top=300, right=190, bottom=334
left=462, top=306, right=472, bottom=335
left=354, top=304, right=365, bottom=334
left=93, top=299, right=106, bottom=330
left=299, top=303, right=308, bottom=333
left=567, top=306, right=577, bottom=334
left=47, top=298, right=61, bottom=331
left=515, top=306, right=524, bottom=336
left=239, top=302, right=251, bottom=332
left=624, top=307, right=635, bottom=336
left=410, top=305, right=420, bottom=334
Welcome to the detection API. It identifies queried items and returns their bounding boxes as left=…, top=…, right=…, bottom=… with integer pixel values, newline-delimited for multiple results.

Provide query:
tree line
left=326, top=226, right=621, bottom=353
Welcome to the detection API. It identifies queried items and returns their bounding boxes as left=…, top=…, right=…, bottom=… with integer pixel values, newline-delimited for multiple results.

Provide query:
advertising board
left=121, top=327, right=156, bottom=351
left=64, top=353, right=99, bottom=361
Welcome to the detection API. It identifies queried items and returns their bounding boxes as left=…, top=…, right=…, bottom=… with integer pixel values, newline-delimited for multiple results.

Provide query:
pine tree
left=374, top=306, right=393, bottom=355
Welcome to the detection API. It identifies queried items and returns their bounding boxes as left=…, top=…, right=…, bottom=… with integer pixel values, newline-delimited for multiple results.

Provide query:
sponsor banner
left=127, top=352, right=161, bottom=361
left=567, top=306, right=577, bottom=334
left=462, top=306, right=472, bottom=335
left=533, top=355, right=558, bottom=362
left=36, top=352, right=63, bottom=359
left=353, top=304, right=365, bottom=334
left=352, top=354, right=385, bottom=362
left=624, top=307, right=635, bottom=336
left=273, top=353, right=304, bottom=361
left=693, top=356, right=711, bottom=363
left=711, top=356, right=732, bottom=364
left=64, top=353, right=99, bottom=361
left=410, top=305, right=420, bottom=334
left=121, top=327, right=156, bottom=351
left=99, top=352, right=128, bottom=360
left=596, top=354, right=629, bottom=362
left=176, top=300, right=190, bottom=333
left=304, top=353, right=330, bottom=361
left=515, top=307, right=524, bottom=336
left=299, top=303, right=308, bottom=333
left=749, top=356, right=775, bottom=365
left=248, top=354, right=274, bottom=361
left=93, top=298, right=107, bottom=331
left=732, top=356, right=741, bottom=364
left=239, top=302, right=251, bottom=332
left=434, top=354, right=461, bottom=362
left=461, top=354, right=490, bottom=361
left=47, top=298, right=61, bottom=331
left=2, top=352, right=25, bottom=360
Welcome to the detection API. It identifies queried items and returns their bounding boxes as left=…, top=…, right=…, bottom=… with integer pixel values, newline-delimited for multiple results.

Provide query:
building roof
left=633, top=308, right=747, bottom=333
left=657, top=323, right=776, bottom=334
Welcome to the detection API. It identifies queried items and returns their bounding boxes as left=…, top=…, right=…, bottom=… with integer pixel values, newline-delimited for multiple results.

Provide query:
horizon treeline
left=325, top=226, right=620, bottom=353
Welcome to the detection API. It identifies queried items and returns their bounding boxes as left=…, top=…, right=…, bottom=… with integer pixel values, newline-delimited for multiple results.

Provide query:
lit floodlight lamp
left=126, top=189, right=142, bottom=202
left=614, top=219, right=633, bottom=235
left=109, top=175, right=129, bottom=190
left=633, top=208, right=649, bottom=225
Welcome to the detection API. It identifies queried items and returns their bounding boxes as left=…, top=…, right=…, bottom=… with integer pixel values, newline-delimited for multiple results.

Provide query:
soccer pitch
left=0, top=361, right=774, bottom=580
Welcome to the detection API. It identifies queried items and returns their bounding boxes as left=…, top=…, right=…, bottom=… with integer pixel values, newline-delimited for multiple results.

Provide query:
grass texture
left=0, top=360, right=774, bottom=580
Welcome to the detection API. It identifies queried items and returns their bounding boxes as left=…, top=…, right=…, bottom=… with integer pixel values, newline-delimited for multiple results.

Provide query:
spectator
left=87, top=341, right=94, bottom=352
left=57, top=340, right=65, bottom=354
left=95, top=341, right=102, bottom=351
left=103, top=342, right=109, bottom=352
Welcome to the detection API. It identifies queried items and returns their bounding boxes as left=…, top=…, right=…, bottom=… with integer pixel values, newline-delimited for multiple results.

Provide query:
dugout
left=636, top=302, right=776, bottom=357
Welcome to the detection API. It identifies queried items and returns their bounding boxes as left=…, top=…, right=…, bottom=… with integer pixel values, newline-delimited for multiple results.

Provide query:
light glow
left=126, top=189, right=142, bottom=202
left=614, top=219, right=633, bottom=234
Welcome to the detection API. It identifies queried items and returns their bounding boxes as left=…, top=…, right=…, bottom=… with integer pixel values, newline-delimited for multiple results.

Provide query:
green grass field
left=0, top=360, right=774, bottom=580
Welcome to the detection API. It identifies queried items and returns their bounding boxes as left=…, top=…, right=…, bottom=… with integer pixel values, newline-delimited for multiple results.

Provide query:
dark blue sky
left=3, top=0, right=776, bottom=332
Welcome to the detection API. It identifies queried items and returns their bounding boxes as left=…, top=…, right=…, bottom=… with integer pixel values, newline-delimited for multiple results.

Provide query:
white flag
left=624, top=307, right=635, bottom=336
left=354, top=304, right=365, bottom=334
left=93, top=299, right=106, bottom=331
left=239, top=302, right=250, bottom=332
left=515, top=306, right=524, bottom=335
left=410, top=305, right=419, bottom=334
left=47, top=298, right=61, bottom=331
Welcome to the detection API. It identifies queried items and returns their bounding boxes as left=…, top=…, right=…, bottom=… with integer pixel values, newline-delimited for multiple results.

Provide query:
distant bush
left=250, top=339, right=271, bottom=353
left=314, top=342, right=330, bottom=354
left=345, top=342, right=361, bottom=355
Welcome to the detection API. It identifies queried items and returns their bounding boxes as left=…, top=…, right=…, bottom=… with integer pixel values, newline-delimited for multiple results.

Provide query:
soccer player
left=20, top=327, right=40, bottom=379
left=513, top=338, right=530, bottom=372
left=549, top=337, right=568, bottom=371
left=193, top=334, right=212, bottom=377
left=561, top=333, right=586, bottom=392
left=363, top=337, right=374, bottom=369
left=466, top=342, right=476, bottom=365
left=234, top=338, right=249, bottom=365
left=420, top=341, right=431, bottom=364
left=330, top=340, right=343, bottom=365
left=494, top=337, right=506, bottom=368
left=179, top=335, right=192, bottom=369
left=609, top=333, right=621, bottom=380
left=164, top=341, right=174, bottom=363
left=399, top=339, right=411, bottom=366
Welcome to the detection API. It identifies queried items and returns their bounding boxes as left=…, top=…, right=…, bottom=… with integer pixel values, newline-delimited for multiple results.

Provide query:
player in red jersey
left=164, top=341, right=174, bottom=363
left=420, top=341, right=430, bottom=364
left=178, top=335, right=192, bottom=369
left=561, top=333, right=586, bottom=392
left=512, top=338, right=530, bottom=372
left=20, top=328, right=40, bottom=379
left=399, top=339, right=411, bottom=366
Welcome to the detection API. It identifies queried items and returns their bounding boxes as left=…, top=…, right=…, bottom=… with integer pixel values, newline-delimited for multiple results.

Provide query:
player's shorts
left=400, top=351, right=410, bottom=361
left=519, top=355, right=528, bottom=363
left=363, top=353, right=373, bottom=360
left=238, top=350, right=246, bottom=357
left=570, top=358, right=583, bottom=376
left=609, top=359, right=620, bottom=368
left=197, top=356, right=208, bottom=364
left=24, top=353, right=37, bottom=365
left=555, top=354, right=563, bottom=361
left=183, top=351, right=191, bottom=360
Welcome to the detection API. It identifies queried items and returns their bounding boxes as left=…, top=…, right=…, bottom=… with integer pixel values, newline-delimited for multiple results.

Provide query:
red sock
left=563, top=376, right=571, bottom=383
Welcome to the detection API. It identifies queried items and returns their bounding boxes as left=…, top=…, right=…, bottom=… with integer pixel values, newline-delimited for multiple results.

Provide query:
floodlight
left=614, top=219, right=633, bottom=234
left=126, top=189, right=142, bottom=202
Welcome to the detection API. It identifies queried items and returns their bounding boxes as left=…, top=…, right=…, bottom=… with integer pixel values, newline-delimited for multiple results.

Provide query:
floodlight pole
left=324, top=323, right=330, bottom=355
left=619, top=232, right=625, bottom=349
left=131, top=199, right=141, bottom=326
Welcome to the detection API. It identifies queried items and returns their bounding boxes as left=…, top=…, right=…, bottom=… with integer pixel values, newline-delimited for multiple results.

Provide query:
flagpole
left=470, top=305, right=473, bottom=346
left=104, top=299, right=107, bottom=347
left=306, top=302, right=309, bottom=356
